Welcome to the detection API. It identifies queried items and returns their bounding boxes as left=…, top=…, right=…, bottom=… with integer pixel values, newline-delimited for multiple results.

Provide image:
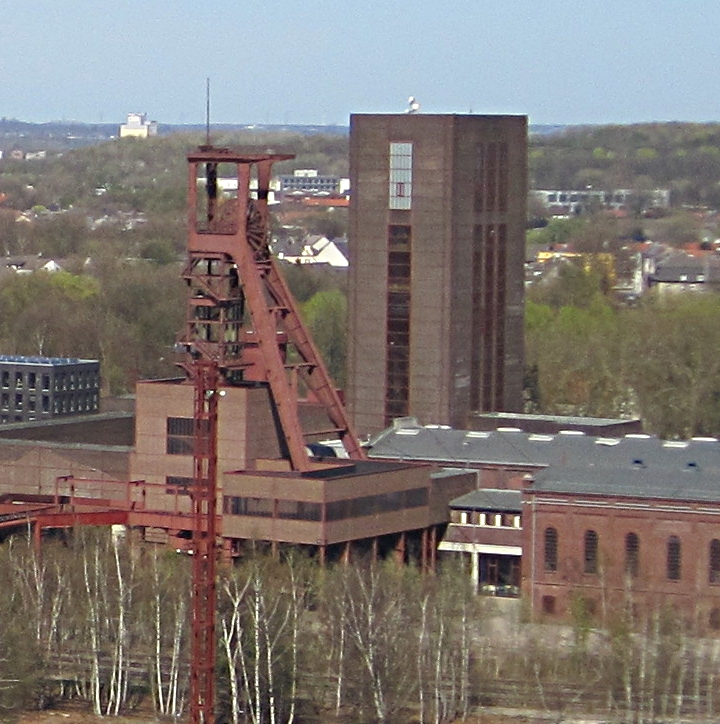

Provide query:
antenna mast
left=205, top=77, right=211, bottom=145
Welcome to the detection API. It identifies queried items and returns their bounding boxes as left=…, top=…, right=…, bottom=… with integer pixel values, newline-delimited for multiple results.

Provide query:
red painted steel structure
left=177, top=146, right=367, bottom=723
left=189, top=361, right=219, bottom=724
left=178, top=146, right=366, bottom=472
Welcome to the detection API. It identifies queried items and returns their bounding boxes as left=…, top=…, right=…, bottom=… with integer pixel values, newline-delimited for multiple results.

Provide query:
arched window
left=584, top=530, right=599, bottom=574
left=625, top=532, right=640, bottom=578
left=544, top=527, right=558, bottom=572
left=710, top=540, right=720, bottom=583
left=667, top=536, right=682, bottom=581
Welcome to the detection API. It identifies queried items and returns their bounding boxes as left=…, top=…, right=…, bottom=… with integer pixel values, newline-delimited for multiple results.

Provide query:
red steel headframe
left=178, top=146, right=366, bottom=471
left=180, top=146, right=368, bottom=724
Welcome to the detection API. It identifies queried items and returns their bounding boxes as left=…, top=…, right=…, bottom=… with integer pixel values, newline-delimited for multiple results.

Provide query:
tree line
left=3, top=529, right=720, bottom=724
left=530, top=122, right=720, bottom=208
left=7, top=123, right=720, bottom=221
left=525, top=261, right=720, bottom=439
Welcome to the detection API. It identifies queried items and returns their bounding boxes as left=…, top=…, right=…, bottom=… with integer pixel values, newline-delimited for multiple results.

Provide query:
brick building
left=525, top=456, right=720, bottom=629
left=347, top=114, right=527, bottom=436
left=370, top=420, right=720, bottom=624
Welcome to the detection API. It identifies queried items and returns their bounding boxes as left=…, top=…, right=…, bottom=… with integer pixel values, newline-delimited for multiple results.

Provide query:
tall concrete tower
left=347, top=114, right=527, bottom=435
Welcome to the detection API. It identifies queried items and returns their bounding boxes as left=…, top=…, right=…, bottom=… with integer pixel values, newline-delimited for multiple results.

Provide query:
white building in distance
left=119, top=113, right=158, bottom=138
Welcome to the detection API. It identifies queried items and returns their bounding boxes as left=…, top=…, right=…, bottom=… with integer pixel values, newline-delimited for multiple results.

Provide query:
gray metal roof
left=369, top=423, right=720, bottom=500
left=450, top=488, right=521, bottom=512
left=532, top=463, right=720, bottom=503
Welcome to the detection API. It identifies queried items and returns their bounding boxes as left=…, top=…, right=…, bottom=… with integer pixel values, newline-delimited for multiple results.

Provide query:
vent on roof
left=632, top=458, right=646, bottom=468
left=528, top=434, right=554, bottom=442
left=559, top=430, right=585, bottom=436
left=595, top=437, right=620, bottom=446
left=464, top=431, right=491, bottom=439
left=392, top=416, right=419, bottom=430
left=395, top=428, right=420, bottom=436
left=663, top=440, right=689, bottom=448
left=686, top=461, right=700, bottom=470
left=497, top=427, right=522, bottom=433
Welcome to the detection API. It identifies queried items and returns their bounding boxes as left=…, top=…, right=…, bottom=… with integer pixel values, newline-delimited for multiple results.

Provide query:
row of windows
left=0, top=392, right=98, bottom=415
left=0, top=370, right=98, bottom=392
left=223, top=487, right=429, bottom=523
left=451, top=510, right=521, bottom=528
left=544, top=528, right=720, bottom=582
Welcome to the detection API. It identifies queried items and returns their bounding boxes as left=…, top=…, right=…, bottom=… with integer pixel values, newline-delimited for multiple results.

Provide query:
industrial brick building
left=0, top=145, right=480, bottom=571
left=347, top=114, right=527, bottom=436
left=525, top=456, right=720, bottom=629
left=370, top=420, right=720, bottom=627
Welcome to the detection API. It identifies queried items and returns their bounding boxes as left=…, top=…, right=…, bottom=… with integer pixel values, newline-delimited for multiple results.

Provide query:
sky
left=2, top=1, right=719, bottom=128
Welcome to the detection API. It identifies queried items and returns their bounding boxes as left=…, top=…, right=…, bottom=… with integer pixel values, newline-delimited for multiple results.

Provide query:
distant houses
left=273, top=234, right=349, bottom=268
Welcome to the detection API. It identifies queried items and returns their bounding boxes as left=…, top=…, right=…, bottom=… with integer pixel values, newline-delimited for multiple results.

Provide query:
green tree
left=301, top=288, right=348, bottom=387
left=526, top=296, right=626, bottom=417
left=623, top=293, right=720, bottom=438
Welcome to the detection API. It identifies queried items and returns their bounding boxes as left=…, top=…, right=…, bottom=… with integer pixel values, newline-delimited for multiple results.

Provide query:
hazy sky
left=2, top=1, right=719, bottom=127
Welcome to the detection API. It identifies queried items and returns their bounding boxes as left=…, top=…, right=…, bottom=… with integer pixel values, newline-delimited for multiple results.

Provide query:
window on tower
left=389, top=142, right=413, bottom=209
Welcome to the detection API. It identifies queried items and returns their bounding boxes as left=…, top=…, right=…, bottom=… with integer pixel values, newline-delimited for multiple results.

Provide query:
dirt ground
left=17, top=703, right=161, bottom=724
left=14, top=708, right=593, bottom=724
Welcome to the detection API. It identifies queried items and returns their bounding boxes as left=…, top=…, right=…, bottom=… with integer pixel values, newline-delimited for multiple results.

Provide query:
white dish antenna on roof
left=406, top=96, right=420, bottom=114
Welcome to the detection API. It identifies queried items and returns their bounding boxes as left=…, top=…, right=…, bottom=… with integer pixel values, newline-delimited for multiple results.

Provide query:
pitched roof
left=532, top=462, right=720, bottom=503
left=369, top=422, right=720, bottom=477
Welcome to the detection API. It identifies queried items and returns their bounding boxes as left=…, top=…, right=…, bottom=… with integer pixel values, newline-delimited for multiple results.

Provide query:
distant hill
left=530, top=122, right=720, bottom=207
left=1, top=118, right=568, bottom=152
left=0, top=118, right=349, bottom=153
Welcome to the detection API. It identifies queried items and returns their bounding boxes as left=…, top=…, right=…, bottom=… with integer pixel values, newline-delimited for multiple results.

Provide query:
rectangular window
left=385, top=225, right=411, bottom=424
left=389, top=142, right=412, bottom=209
left=326, top=487, right=428, bottom=522
left=667, top=536, right=682, bottom=580
left=166, top=476, right=193, bottom=493
left=166, top=416, right=204, bottom=455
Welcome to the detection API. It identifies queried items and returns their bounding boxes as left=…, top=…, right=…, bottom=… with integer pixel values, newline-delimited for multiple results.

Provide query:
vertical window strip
left=544, top=527, right=558, bottom=572
left=584, top=530, right=598, bottom=575
left=389, top=142, right=413, bottom=209
left=667, top=535, right=682, bottom=580
left=385, top=224, right=411, bottom=424
left=710, top=539, right=720, bottom=583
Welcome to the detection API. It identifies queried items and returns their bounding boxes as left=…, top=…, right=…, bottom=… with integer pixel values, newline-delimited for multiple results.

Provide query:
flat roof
left=450, top=488, right=521, bottom=512
left=0, top=355, right=98, bottom=366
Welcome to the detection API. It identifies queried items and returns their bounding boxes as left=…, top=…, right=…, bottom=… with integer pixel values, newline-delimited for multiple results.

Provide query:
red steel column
left=190, top=361, right=219, bottom=724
